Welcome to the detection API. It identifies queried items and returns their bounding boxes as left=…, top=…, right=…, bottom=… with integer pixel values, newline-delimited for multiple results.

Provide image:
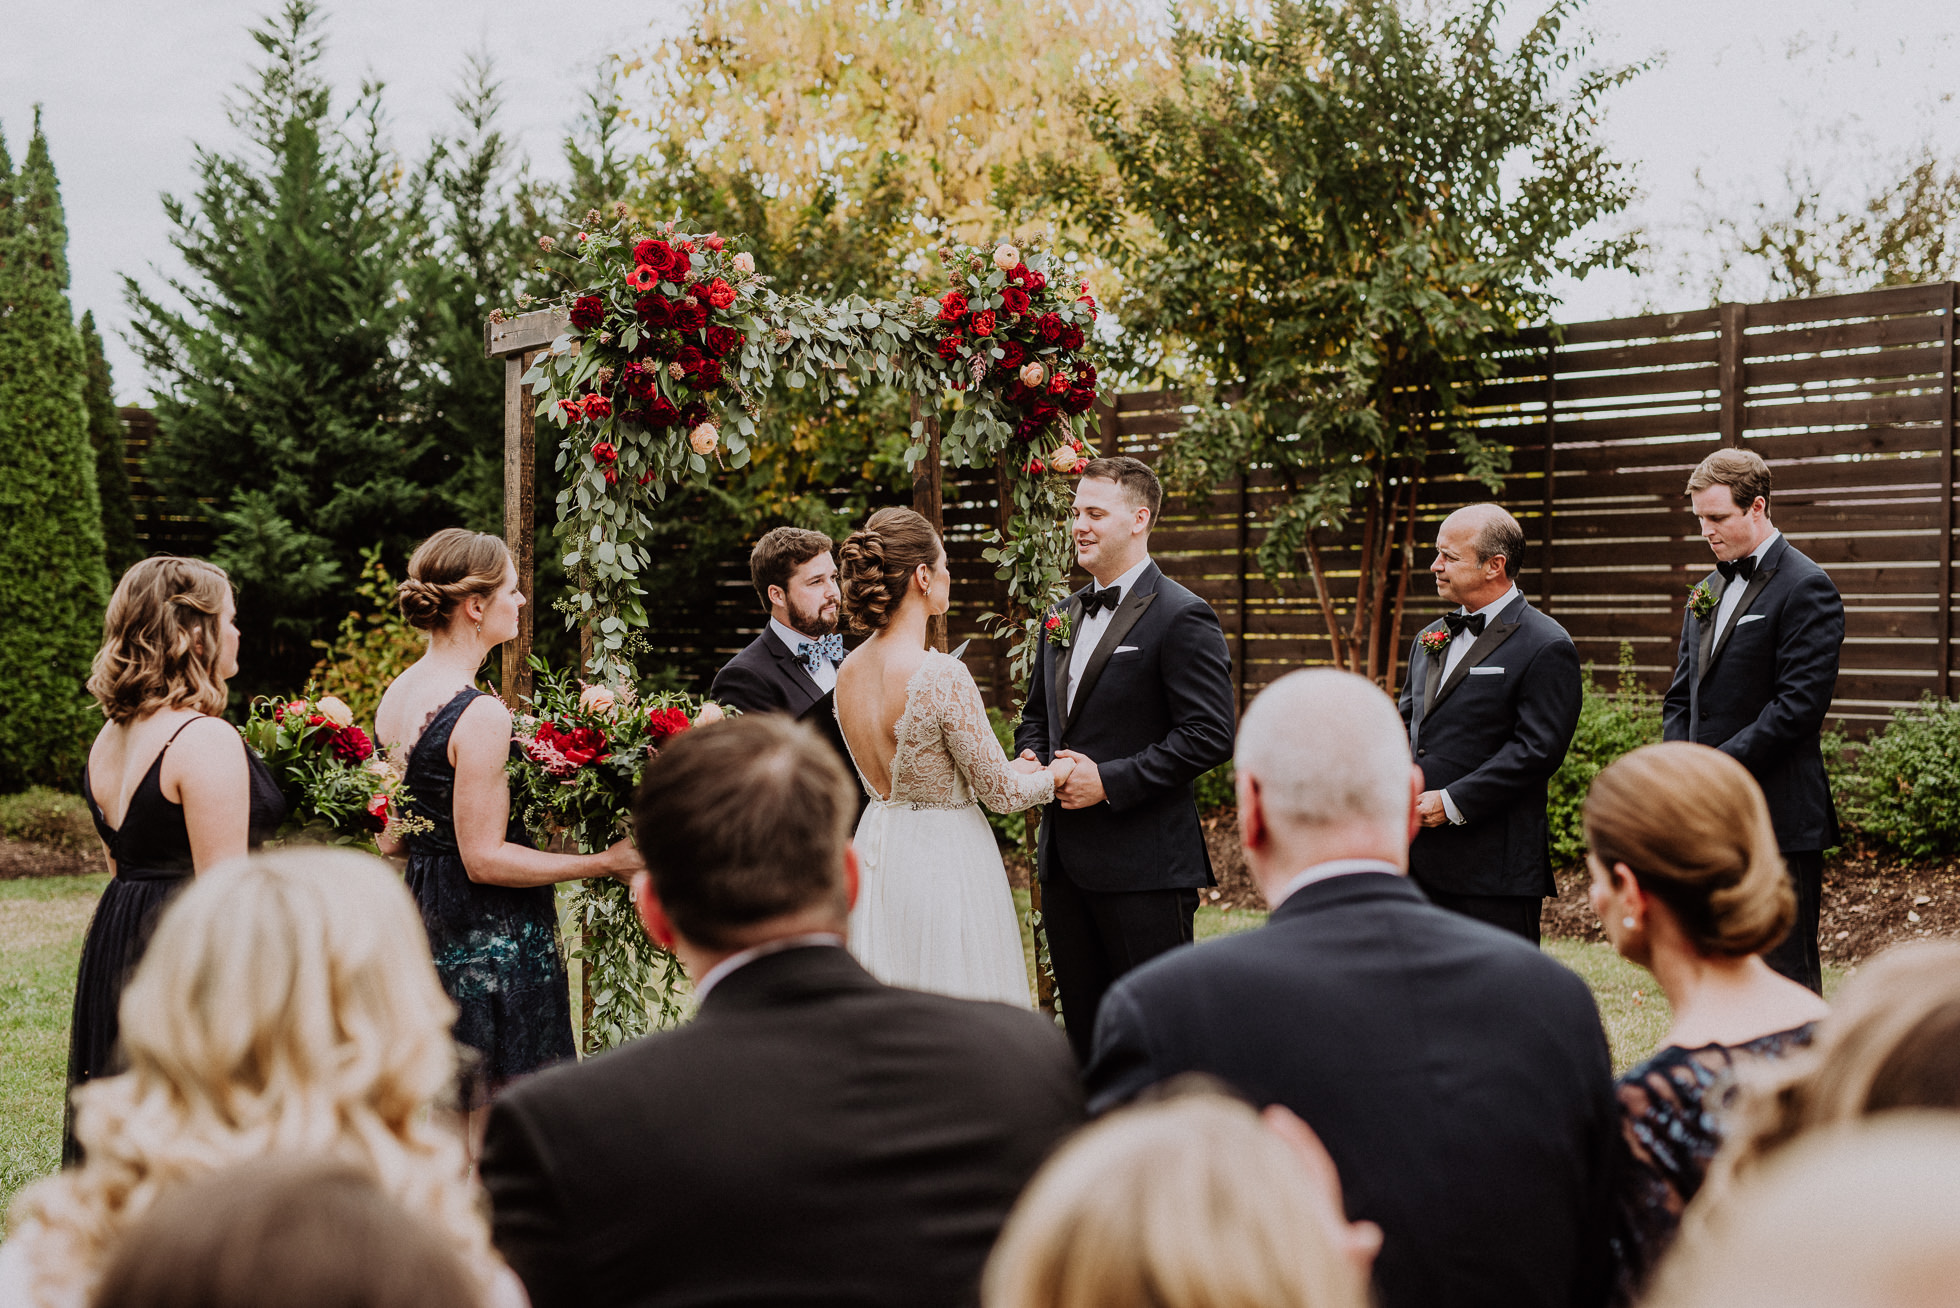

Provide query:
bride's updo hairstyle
left=396, top=529, right=511, bottom=631
left=88, top=557, right=233, bottom=725
left=839, top=507, right=941, bottom=634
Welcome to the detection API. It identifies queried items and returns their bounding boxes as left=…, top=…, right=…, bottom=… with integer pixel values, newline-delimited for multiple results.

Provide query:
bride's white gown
left=839, top=649, right=1053, bottom=1007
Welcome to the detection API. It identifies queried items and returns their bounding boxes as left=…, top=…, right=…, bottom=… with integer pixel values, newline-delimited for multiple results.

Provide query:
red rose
left=1009, top=262, right=1031, bottom=285
left=703, top=324, right=742, bottom=357
left=672, top=302, right=707, bottom=333
left=1023, top=268, right=1048, bottom=293
left=938, top=291, right=968, bottom=322
left=1036, top=313, right=1063, bottom=343
left=1047, top=371, right=1072, bottom=395
left=634, top=238, right=672, bottom=271
left=603, top=467, right=618, bottom=485
left=669, top=249, right=692, bottom=280
left=996, top=340, right=1026, bottom=371
left=1044, top=614, right=1061, bottom=632
left=971, top=310, right=997, bottom=337
left=1060, top=324, right=1085, bottom=351
left=648, top=396, right=680, bottom=427
left=1001, top=286, right=1030, bottom=315
left=569, top=295, right=605, bottom=330
left=591, top=441, right=617, bottom=464
left=646, top=706, right=692, bottom=743
left=1025, top=457, right=1045, bottom=474
left=1013, top=413, right=1050, bottom=443
left=1077, top=294, right=1098, bottom=319
left=581, top=393, right=612, bottom=419
left=366, top=792, right=389, bottom=822
left=635, top=293, right=673, bottom=328
left=540, top=721, right=610, bottom=767
left=694, top=359, right=724, bottom=388
left=1003, top=379, right=1033, bottom=405
left=307, top=713, right=326, bottom=727
left=1061, top=386, right=1096, bottom=415
left=937, top=336, right=963, bottom=362
left=330, top=726, right=373, bottom=763
left=676, top=344, right=706, bottom=373
left=698, top=278, right=737, bottom=310
left=626, top=265, right=657, bottom=291
left=705, top=234, right=725, bottom=252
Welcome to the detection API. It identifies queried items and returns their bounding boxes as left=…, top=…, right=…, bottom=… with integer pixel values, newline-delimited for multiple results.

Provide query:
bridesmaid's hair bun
left=397, top=530, right=512, bottom=631
left=839, top=508, right=940, bottom=634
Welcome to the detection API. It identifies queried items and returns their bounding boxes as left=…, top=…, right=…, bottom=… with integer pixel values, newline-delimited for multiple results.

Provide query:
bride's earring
left=1621, top=916, right=1636, bottom=930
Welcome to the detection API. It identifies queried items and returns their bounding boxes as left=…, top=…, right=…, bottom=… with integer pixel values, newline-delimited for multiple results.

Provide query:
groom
left=711, top=527, right=843, bottom=718
left=1015, top=457, right=1237, bottom=1063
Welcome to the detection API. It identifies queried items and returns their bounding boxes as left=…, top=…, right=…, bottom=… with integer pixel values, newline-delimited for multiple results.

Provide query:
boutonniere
left=1418, top=628, right=1450, bottom=657
left=1043, top=608, right=1074, bottom=648
left=1688, top=580, right=1718, bottom=621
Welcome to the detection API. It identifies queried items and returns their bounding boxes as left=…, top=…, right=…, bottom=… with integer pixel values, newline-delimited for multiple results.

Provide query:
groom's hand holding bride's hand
left=1054, top=750, right=1105, bottom=808
left=1011, top=749, right=1044, bottom=775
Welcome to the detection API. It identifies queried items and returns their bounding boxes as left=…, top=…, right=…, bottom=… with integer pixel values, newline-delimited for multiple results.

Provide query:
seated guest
left=479, top=714, right=1084, bottom=1308
left=1087, top=669, right=1617, bottom=1308
left=711, top=526, right=843, bottom=716
left=984, top=1084, right=1380, bottom=1308
left=1583, top=742, right=1828, bottom=1302
left=1707, top=939, right=1960, bottom=1199
left=90, top=1158, right=480, bottom=1308
left=0, top=850, right=521, bottom=1308
left=1642, top=1116, right=1960, bottom=1308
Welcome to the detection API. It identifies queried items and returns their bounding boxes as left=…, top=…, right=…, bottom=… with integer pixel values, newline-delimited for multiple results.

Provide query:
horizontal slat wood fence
left=589, top=283, right=1960, bottom=734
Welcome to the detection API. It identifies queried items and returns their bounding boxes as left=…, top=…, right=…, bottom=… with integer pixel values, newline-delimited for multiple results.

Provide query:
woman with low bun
left=64, top=557, right=287, bottom=1165
left=832, top=507, right=1071, bottom=1005
left=1583, top=741, right=1829, bottom=1302
left=375, top=529, right=639, bottom=1121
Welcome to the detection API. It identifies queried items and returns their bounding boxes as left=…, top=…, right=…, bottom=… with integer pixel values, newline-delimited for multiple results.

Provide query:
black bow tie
left=1716, top=556, right=1758, bottom=584
left=1444, top=611, right=1486, bottom=638
left=1082, top=586, right=1123, bottom=617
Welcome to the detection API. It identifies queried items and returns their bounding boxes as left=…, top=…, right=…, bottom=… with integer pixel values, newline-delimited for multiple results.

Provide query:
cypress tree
left=80, top=311, right=142, bottom=576
left=0, top=111, right=111, bottom=791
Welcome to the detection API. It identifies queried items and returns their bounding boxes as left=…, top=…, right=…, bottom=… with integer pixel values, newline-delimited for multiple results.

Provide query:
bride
left=833, top=507, right=1071, bottom=1007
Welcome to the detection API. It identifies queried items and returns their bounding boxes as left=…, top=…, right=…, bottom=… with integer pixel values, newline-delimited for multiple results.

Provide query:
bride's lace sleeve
left=925, top=654, right=1055, bottom=815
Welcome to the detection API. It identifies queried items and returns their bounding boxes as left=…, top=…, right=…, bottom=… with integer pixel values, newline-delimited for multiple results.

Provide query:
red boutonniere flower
left=1419, top=628, right=1451, bottom=657
left=1688, top=581, right=1718, bottom=621
left=1044, top=609, right=1073, bottom=648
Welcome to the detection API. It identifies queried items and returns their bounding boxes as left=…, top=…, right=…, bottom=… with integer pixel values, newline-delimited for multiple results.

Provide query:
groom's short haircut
left=1237, top=669, right=1411, bottom=834
left=632, top=714, right=856, bottom=950
left=750, top=527, right=835, bottom=608
left=1687, top=448, right=1773, bottom=513
left=1081, top=456, right=1163, bottom=525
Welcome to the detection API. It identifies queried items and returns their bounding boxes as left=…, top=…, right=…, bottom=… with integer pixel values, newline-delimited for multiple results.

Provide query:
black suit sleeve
left=1014, top=634, right=1053, bottom=764
left=480, top=1094, right=579, bottom=1308
left=1097, top=599, right=1236, bottom=811
left=1662, top=610, right=1694, bottom=742
left=1719, top=569, right=1844, bottom=775
left=1082, top=982, right=1164, bottom=1115
left=1443, top=635, right=1582, bottom=822
left=1398, top=640, right=1420, bottom=728
left=711, top=657, right=785, bottom=716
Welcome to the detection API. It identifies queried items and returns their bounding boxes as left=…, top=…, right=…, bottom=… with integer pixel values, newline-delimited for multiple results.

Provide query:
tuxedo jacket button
left=1416, top=747, right=1427, bottom=757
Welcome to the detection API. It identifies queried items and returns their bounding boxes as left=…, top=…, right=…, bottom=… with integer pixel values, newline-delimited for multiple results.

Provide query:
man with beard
left=713, top=528, right=844, bottom=719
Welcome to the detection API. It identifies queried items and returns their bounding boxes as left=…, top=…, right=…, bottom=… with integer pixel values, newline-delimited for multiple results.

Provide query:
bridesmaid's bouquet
left=243, top=691, right=429, bottom=846
left=506, top=659, right=734, bottom=1050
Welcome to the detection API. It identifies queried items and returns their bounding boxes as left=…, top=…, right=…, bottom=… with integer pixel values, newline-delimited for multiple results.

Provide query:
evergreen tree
left=127, top=1, right=427, bottom=693
left=0, top=111, right=111, bottom=791
left=80, top=311, right=142, bottom=576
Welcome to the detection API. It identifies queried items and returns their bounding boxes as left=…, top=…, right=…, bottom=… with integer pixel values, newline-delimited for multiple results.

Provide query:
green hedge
left=1834, top=697, right=1960, bottom=859
left=1547, top=644, right=1664, bottom=867
left=0, top=788, right=96, bottom=852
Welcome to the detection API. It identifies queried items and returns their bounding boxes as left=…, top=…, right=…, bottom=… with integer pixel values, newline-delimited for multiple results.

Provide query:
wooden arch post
left=486, top=309, right=570, bottom=708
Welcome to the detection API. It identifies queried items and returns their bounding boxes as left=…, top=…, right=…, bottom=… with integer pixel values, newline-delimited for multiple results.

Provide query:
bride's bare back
left=835, top=636, right=928, bottom=801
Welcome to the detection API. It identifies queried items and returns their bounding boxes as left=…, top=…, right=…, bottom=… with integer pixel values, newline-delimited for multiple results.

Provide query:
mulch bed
left=1011, top=816, right=1960, bottom=968
left=0, top=838, right=106, bottom=880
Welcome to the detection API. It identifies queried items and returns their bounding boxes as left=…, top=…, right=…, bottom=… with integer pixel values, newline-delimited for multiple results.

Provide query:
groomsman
left=1664, top=448, right=1843, bottom=993
left=711, top=527, right=843, bottom=717
left=1398, top=504, right=1581, bottom=943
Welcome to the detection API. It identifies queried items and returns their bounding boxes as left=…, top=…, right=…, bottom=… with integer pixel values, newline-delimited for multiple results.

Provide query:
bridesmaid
left=68, top=557, right=287, bottom=1163
left=375, top=529, right=639, bottom=1122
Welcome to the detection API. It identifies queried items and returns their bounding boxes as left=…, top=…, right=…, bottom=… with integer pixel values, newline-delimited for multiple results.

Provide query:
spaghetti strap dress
left=402, top=688, right=574, bottom=1104
left=66, top=716, right=286, bottom=1163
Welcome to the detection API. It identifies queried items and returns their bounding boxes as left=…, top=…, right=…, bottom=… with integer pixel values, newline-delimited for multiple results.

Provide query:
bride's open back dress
left=838, top=650, right=1053, bottom=1007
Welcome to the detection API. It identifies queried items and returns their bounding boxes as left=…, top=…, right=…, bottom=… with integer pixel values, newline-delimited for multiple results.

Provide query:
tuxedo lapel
left=1421, top=637, right=1445, bottom=719
left=1430, top=597, right=1526, bottom=712
left=1698, top=537, right=1786, bottom=685
left=1694, top=577, right=1721, bottom=687
left=1063, top=571, right=1159, bottom=737
left=765, top=630, right=822, bottom=715
left=1047, top=589, right=1088, bottom=741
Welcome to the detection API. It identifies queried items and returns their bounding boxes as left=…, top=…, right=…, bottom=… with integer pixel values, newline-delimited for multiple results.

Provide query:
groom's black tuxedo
left=1397, top=591, right=1582, bottom=910
left=1665, top=532, right=1843, bottom=990
left=480, top=945, right=1083, bottom=1308
left=1015, top=560, right=1236, bottom=1061
left=711, top=626, right=826, bottom=718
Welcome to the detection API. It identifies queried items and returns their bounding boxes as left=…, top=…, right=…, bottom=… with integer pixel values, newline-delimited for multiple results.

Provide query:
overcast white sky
left=5, top=0, right=1957, bottom=402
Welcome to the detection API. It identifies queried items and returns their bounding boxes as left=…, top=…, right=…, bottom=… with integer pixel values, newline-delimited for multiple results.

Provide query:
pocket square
left=1736, top=613, right=1765, bottom=625
left=1467, top=666, right=1504, bottom=675
left=1113, top=645, right=1140, bottom=655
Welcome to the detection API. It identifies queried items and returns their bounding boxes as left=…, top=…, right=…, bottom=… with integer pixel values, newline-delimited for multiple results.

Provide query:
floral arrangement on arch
left=243, top=691, right=428, bottom=848
left=506, top=658, right=734, bottom=1049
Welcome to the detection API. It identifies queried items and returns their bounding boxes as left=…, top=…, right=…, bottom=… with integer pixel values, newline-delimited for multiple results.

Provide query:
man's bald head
left=1442, top=504, right=1526, bottom=581
left=1431, top=504, right=1525, bottom=611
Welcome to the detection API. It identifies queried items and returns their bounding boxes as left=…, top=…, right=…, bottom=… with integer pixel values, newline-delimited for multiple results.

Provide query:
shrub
left=306, top=546, right=425, bottom=726
left=1835, top=696, right=1960, bottom=859
left=1193, top=762, right=1236, bottom=815
left=1547, top=643, right=1664, bottom=866
left=0, top=787, right=97, bottom=852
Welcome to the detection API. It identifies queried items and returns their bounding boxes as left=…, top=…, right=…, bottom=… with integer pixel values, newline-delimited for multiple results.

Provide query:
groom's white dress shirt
left=1436, top=583, right=1519, bottom=827
left=1067, top=555, right=1152, bottom=715
left=771, top=617, right=838, bottom=694
left=1713, top=530, right=1780, bottom=650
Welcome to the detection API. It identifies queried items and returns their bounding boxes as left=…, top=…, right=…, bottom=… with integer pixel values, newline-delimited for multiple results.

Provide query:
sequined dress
left=403, top=688, right=574, bottom=1100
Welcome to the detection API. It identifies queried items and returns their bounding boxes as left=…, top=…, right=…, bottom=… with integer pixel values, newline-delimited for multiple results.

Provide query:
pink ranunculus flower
left=1019, top=361, right=1046, bottom=388
left=732, top=251, right=755, bottom=274
left=579, top=684, right=618, bottom=714
left=1048, top=446, right=1084, bottom=474
left=690, top=423, right=719, bottom=455
left=993, top=242, right=1021, bottom=270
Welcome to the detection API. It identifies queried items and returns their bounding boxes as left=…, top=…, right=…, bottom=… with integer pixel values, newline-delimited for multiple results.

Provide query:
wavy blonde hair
left=87, top=557, right=232, bottom=725
left=6, top=850, right=501, bottom=1303
left=983, top=1091, right=1372, bottom=1308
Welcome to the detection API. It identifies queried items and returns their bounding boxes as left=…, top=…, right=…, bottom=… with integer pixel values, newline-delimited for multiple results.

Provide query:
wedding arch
left=483, top=210, right=1104, bottom=1047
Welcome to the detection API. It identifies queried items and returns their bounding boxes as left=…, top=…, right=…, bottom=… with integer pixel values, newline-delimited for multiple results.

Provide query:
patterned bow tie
left=1716, top=556, right=1757, bottom=584
left=1082, top=585, right=1123, bottom=617
left=796, top=633, right=844, bottom=677
left=1444, top=611, right=1486, bottom=638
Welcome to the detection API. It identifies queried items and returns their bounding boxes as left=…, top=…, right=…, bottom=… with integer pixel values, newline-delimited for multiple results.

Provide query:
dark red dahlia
left=1060, top=324, right=1085, bottom=351
left=703, top=324, right=742, bottom=358
left=1001, top=286, right=1030, bottom=315
left=570, top=295, right=605, bottom=330
left=635, top=293, right=673, bottom=328
left=671, top=302, right=707, bottom=333
left=694, top=359, right=724, bottom=389
left=1035, top=312, right=1063, bottom=343
left=330, top=726, right=374, bottom=763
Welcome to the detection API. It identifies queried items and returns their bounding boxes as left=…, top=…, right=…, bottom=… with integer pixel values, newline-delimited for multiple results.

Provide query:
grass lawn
left=0, top=876, right=1840, bottom=1218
